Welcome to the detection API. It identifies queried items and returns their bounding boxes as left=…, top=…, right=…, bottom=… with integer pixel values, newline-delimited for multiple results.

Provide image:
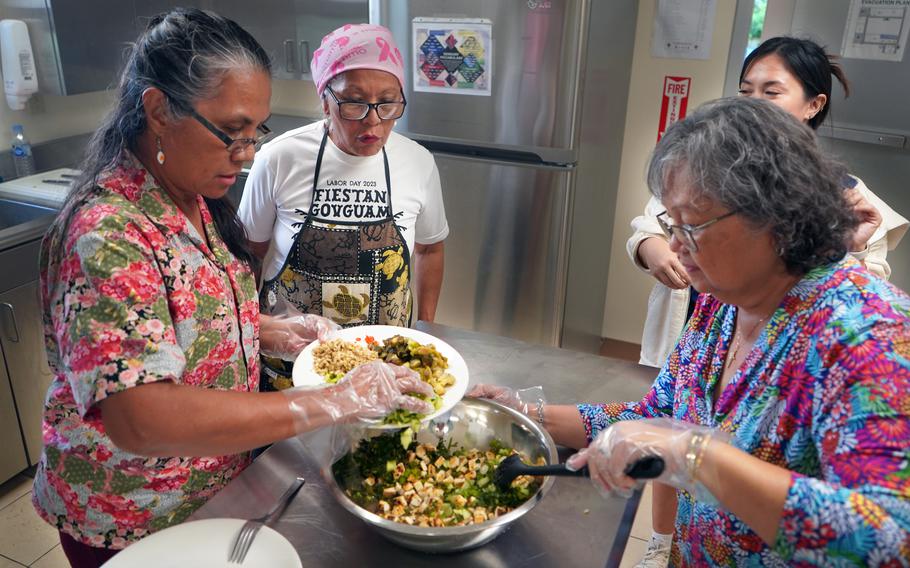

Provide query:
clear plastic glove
left=284, top=361, right=435, bottom=432
left=467, top=384, right=545, bottom=416
left=565, top=418, right=728, bottom=499
left=259, top=313, right=340, bottom=360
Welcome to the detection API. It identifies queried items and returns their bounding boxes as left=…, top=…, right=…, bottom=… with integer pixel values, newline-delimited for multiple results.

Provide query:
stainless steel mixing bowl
left=325, top=397, right=558, bottom=553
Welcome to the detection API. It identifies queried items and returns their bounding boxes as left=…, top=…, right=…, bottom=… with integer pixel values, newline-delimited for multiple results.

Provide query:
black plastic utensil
left=493, top=454, right=665, bottom=491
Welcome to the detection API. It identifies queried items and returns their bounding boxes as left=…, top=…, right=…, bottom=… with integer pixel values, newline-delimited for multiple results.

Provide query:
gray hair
left=647, top=97, right=856, bottom=275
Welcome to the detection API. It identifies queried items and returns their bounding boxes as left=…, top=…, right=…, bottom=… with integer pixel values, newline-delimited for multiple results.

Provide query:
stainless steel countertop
left=191, top=322, right=656, bottom=567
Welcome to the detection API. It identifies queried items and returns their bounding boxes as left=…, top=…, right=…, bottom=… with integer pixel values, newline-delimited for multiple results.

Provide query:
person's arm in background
left=237, top=147, right=278, bottom=281
left=413, top=241, right=444, bottom=321
left=413, top=155, right=449, bottom=322
left=628, top=196, right=690, bottom=290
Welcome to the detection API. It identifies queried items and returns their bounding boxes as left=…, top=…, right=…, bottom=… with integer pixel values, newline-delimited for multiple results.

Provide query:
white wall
left=0, top=90, right=115, bottom=145
left=270, top=79, right=322, bottom=117
left=601, top=0, right=738, bottom=344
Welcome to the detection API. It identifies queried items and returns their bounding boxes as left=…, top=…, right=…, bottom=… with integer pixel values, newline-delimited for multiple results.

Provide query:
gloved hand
left=467, top=384, right=545, bottom=416
left=565, top=418, right=727, bottom=499
left=259, top=313, right=340, bottom=360
left=284, top=361, right=435, bottom=432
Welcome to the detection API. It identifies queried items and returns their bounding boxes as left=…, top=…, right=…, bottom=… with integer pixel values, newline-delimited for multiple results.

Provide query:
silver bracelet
left=535, top=398, right=546, bottom=426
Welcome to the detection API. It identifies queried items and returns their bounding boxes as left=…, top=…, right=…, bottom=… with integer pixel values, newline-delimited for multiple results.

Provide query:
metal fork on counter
left=228, top=476, right=305, bottom=565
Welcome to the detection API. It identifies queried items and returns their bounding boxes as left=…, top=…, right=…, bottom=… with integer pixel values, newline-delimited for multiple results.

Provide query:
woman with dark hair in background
left=33, top=9, right=433, bottom=567
left=625, top=36, right=908, bottom=567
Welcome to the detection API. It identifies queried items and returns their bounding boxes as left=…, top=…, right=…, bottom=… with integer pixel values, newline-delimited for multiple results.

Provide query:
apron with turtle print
left=259, top=129, right=412, bottom=391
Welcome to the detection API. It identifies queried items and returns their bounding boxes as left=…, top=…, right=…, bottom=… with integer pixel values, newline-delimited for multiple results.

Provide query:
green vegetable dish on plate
left=333, top=436, right=544, bottom=528
left=313, top=335, right=457, bottom=426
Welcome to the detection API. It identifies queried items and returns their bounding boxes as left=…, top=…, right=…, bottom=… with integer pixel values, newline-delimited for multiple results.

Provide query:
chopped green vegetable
left=333, top=435, right=543, bottom=527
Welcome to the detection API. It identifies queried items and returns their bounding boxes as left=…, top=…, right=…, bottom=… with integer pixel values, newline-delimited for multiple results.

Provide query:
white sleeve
left=414, top=157, right=449, bottom=245
left=238, top=152, right=278, bottom=243
left=626, top=196, right=667, bottom=272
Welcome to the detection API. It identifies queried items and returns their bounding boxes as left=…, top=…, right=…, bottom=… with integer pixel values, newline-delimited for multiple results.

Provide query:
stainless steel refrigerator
left=371, top=0, right=637, bottom=350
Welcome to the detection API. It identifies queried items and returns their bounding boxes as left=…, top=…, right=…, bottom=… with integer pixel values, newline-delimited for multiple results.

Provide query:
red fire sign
left=657, top=76, right=692, bottom=142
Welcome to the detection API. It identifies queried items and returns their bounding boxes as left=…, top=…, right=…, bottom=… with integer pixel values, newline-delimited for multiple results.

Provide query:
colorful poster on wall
left=658, top=76, right=691, bottom=142
left=841, top=0, right=910, bottom=61
left=413, top=18, right=492, bottom=96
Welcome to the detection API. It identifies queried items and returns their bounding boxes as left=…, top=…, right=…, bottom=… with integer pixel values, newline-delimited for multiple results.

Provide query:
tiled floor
left=0, top=475, right=66, bottom=568
left=620, top=482, right=654, bottom=568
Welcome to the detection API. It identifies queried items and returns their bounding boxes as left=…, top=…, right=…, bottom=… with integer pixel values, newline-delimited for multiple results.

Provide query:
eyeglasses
left=189, top=109, right=273, bottom=154
left=656, top=210, right=737, bottom=252
left=326, top=87, right=407, bottom=121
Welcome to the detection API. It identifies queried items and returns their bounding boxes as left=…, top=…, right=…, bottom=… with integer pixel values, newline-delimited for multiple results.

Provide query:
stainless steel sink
left=0, top=199, right=57, bottom=231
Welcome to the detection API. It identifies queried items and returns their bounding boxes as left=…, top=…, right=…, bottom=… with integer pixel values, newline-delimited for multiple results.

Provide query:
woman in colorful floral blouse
left=474, top=97, right=910, bottom=566
left=33, top=9, right=434, bottom=568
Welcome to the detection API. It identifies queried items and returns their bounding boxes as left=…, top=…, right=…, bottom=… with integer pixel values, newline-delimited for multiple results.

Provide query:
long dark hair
left=49, top=7, right=269, bottom=267
left=740, top=36, right=850, bottom=130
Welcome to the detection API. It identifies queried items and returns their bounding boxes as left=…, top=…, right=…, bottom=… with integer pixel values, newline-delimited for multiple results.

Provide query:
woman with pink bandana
left=239, top=24, right=449, bottom=391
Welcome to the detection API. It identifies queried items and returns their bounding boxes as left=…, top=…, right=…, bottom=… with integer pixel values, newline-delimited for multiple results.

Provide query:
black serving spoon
left=493, top=454, right=665, bottom=491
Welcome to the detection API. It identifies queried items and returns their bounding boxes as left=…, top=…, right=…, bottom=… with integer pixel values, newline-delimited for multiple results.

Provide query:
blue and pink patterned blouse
left=580, top=258, right=910, bottom=566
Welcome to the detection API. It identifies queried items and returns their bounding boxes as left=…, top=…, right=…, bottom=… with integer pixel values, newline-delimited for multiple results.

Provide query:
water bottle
left=11, top=124, right=35, bottom=178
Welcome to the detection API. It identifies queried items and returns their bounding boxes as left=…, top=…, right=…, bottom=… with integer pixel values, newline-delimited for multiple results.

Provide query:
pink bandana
left=311, top=23, right=405, bottom=95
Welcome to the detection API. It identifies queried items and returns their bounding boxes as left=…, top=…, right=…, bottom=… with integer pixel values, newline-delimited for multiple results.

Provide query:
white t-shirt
left=239, top=120, right=449, bottom=280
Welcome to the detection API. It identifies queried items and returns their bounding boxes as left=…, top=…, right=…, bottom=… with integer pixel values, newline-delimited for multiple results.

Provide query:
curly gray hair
left=647, top=97, right=857, bottom=275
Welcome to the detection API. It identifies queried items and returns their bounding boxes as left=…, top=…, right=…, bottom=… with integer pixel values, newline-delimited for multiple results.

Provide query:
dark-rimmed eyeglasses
left=656, top=210, right=737, bottom=252
left=326, top=87, right=407, bottom=121
left=189, top=108, right=273, bottom=154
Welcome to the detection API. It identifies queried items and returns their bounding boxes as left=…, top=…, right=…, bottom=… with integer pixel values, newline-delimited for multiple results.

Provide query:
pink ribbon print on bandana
left=312, top=23, right=405, bottom=94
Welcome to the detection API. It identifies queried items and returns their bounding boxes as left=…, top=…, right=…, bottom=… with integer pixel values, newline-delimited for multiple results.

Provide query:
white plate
left=102, top=518, right=301, bottom=568
left=293, top=325, right=469, bottom=428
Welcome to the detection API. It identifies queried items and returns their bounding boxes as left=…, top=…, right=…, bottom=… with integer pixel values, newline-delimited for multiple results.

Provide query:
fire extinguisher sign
left=657, top=76, right=691, bottom=142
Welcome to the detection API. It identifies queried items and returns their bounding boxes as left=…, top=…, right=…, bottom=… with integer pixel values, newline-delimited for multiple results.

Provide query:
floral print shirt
left=32, top=153, right=260, bottom=549
left=579, top=259, right=910, bottom=566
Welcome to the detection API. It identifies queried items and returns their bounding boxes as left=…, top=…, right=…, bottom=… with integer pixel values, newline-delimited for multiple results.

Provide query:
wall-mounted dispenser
left=0, top=19, right=38, bottom=110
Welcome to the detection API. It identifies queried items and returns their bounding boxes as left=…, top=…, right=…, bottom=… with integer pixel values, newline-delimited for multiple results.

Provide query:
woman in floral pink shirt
left=33, top=9, right=433, bottom=567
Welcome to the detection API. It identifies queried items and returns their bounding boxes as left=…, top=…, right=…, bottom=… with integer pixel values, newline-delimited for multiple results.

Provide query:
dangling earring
left=156, top=137, right=166, bottom=165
